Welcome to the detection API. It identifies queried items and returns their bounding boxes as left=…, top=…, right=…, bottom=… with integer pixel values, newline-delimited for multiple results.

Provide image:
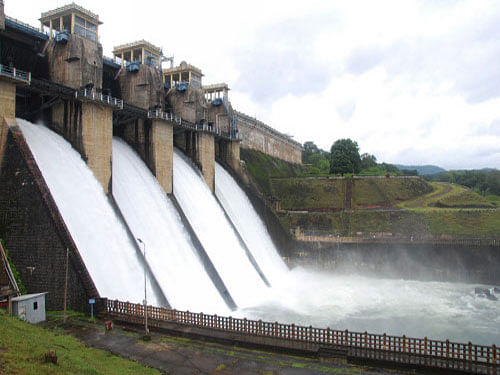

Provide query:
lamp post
left=136, top=238, right=148, bottom=335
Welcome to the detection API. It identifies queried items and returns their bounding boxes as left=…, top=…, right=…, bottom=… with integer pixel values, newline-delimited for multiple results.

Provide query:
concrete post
left=80, top=102, right=113, bottom=194
left=195, top=132, right=215, bottom=192
left=0, top=80, right=16, bottom=167
left=228, top=140, right=241, bottom=173
left=150, top=119, right=173, bottom=194
left=0, top=0, right=5, bottom=31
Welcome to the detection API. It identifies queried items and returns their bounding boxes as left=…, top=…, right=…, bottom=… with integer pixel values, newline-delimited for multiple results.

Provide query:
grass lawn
left=0, top=310, right=161, bottom=375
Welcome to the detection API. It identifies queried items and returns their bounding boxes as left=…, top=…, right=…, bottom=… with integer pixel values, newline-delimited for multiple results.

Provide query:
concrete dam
left=0, top=1, right=499, bottom=355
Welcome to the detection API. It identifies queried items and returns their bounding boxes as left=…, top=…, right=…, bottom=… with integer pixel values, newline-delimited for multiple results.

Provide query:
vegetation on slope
left=270, top=178, right=345, bottom=210
left=284, top=209, right=500, bottom=238
left=398, top=182, right=495, bottom=209
left=352, top=178, right=433, bottom=208
left=240, top=148, right=305, bottom=195
left=0, top=310, right=161, bottom=375
left=0, top=239, right=26, bottom=294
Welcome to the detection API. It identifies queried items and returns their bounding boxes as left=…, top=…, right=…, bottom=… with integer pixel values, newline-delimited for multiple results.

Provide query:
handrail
left=147, top=110, right=238, bottom=140
left=0, top=64, right=31, bottom=84
left=103, top=298, right=498, bottom=370
left=75, top=88, right=123, bottom=109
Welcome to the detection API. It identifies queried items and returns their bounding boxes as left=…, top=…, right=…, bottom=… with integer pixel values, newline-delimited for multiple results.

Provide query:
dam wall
left=235, top=111, right=302, bottom=165
left=0, top=124, right=99, bottom=311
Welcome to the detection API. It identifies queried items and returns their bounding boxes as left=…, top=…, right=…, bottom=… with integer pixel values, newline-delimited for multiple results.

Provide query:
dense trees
left=329, top=139, right=361, bottom=174
left=302, top=141, right=330, bottom=174
left=428, top=169, right=500, bottom=196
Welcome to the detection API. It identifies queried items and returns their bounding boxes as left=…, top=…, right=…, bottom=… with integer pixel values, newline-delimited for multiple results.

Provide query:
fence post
left=468, top=342, right=472, bottom=362
left=403, top=335, right=406, bottom=353
left=493, top=344, right=497, bottom=364
left=383, top=333, right=387, bottom=351
left=446, top=340, right=450, bottom=359
left=345, top=329, right=348, bottom=346
left=424, top=337, right=428, bottom=355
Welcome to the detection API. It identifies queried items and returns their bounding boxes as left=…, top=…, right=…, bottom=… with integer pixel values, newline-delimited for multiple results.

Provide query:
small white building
left=11, top=292, right=48, bottom=324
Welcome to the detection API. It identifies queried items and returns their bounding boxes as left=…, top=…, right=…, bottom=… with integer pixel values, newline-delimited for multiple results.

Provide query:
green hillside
left=241, top=149, right=500, bottom=239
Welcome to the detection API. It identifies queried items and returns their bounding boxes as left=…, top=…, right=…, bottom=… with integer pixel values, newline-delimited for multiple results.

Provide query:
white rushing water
left=215, top=163, right=288, bottom=286
left=238, top=268, right=500, bottom=345
left=213, top=162, right=499, bottom=345
left=17, top=119, right=159, bottom=305
left=112, top=138, right=228, bottom=314
left=173, top=150, right=268, bottom=307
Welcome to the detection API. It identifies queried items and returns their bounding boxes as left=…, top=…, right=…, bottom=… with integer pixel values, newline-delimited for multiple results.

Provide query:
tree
left=329, top=139, right=361, bottom=175
left=360, top=153, right=377, bottom=170
left=302, top=141, right=320, bottom=163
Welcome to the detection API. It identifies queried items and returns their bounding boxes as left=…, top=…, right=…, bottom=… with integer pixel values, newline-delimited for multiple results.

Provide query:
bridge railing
left=0, top=64, right=31, bottom=84
left=147, top=109, right=237, bottom=140
left=103, top=298, right=498, bottom=368
left=75, top=89, right=123, bottom=109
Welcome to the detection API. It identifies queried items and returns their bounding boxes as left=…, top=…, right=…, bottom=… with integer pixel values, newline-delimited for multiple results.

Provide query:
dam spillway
left=214, top=162, right=289, bottom=286
left=112, top=137, right=228, bottom=314
left=173, top=150, right=269, bottom=308
left=10, top=120, right=499, bottom=346
left=17, top=119, right=161, bottom=306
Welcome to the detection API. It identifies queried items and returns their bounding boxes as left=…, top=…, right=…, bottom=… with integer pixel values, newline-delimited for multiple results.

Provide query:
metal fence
left=0, top=64, right=31, bottom=84
left=104, top=298, right=498, bottom=370
left=75, top=88, right=123, bottom=109
left=147, top=109, right=238, bottom=140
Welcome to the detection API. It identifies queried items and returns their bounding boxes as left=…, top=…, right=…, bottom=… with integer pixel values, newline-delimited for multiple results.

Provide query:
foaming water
left=173, top=150, right=268, bottom=307
left=112, top=138, right=228, bottom=314
left=17, top=119, right=159, bottom=305
left=214, top=160, right=499, bottom=345
left=215, top=163, right=288, bottom=286
left=237, top=267, right=500, bottom=345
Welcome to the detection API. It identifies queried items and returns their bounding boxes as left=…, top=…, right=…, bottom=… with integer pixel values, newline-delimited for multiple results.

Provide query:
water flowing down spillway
left=17, top=119, right=160, bottom=305
left=173, top=150, right=268, bottom=307
left=112, top=138, right=228, bottom=314
left=215, top=163, right=288, bottom=286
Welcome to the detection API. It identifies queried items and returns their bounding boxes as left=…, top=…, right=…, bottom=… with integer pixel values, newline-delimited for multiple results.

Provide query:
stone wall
left=235, top=111, right=301, bottom=164
left=46, top=34, right=103, bottom=90
left=167, top=85, right=207, bottom=124
left=118, top=64, right=164, bottom=110
left=0, top=125, right=99, bottom=311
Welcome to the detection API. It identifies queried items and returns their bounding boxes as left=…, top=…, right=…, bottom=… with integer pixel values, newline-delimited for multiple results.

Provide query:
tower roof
left=40, top=2, right=102, bottom=25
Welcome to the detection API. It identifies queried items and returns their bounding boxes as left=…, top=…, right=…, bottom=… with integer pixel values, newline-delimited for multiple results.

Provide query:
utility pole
left=137, top=238, right=148, bottom=335
left=63, top=248, right=68, bottom=323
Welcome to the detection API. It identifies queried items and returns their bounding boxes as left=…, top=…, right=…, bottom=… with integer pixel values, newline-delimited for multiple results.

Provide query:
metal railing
left=0, top=64, right=31, bottom=84
left=75, top=89, right=123, bottom=109
left=147, top=110, right=239, bottom=140
left=104, top=298, right=498, bottom=372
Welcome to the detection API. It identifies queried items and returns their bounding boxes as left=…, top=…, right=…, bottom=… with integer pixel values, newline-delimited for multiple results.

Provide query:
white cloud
left=9, top=0, right=500, bottom=169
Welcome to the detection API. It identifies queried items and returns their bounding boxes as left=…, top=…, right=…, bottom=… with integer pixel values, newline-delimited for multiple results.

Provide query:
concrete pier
left=150, top=119, right=173, bottom=194
left=195, top=132, right=215, bottom=192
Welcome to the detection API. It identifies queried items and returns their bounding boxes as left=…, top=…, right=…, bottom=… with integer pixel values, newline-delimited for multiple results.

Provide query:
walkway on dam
left=47, top=315, right=413, bottom=375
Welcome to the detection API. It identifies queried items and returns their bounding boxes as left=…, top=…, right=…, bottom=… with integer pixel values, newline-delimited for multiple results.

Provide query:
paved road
left=53, top=318, right=414, bottom=375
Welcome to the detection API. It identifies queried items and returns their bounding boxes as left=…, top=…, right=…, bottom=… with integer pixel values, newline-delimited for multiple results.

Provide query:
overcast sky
left=8, top=0, right=500, bottom=169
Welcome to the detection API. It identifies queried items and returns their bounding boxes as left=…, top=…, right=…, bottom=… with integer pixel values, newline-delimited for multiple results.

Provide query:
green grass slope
left=270, top=178, right=345, bottom=210
left=240, top=148, right=304, bottom=196
left=0, top=310, right=160, bottom=375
